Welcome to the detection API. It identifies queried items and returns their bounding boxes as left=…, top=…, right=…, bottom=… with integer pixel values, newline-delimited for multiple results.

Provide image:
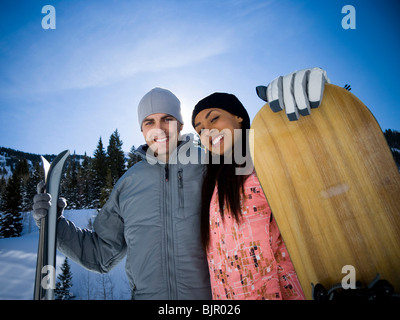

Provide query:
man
left=34, top=87, right=212, bottom=299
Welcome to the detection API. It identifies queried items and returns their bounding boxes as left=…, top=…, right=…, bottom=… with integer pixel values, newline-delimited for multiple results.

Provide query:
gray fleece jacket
left=56, top=135, right=212, bottom=299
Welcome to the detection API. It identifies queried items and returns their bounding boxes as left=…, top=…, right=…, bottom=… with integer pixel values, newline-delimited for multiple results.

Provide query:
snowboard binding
left=312, top=274, right=399, bottom=301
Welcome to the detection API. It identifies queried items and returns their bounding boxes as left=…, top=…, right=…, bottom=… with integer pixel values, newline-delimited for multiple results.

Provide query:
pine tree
left=79, top=153, right=94, bottom=208
left=0, top=171, right=23, bottom=238
left=99, top=168, right=113, bottom=208
left=26, top=161, right=44, bottom=205
left=0, top=176, right=6, bottom=211
left=92, top=137, right=108, bottom=208
left=63, top=152, right=80, bottom=209
left=384, top=129, right=400, bottom=169
left=55, top=257, right=75, bottom=300
left=384, top=129, right=400, bottom=149
left=107, top=129, right=126, bottom=185
left=127, top=145, right=140, bottom=169
left=15, top=159, right=30, bottom=211
left=24, top=161, right=44, bottom=233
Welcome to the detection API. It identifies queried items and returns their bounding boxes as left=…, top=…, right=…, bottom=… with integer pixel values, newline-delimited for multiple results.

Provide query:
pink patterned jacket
left=207, top=172, right=305, bottom=300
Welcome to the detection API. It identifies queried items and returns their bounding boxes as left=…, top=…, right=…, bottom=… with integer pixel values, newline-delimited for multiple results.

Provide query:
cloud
left=0, top=1, right=233, bottom=94
left=58, top=28, right=229, bottom=90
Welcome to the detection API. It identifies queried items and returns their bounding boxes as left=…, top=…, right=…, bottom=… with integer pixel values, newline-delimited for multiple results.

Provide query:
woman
left=192, top=92, right=305, bottom=300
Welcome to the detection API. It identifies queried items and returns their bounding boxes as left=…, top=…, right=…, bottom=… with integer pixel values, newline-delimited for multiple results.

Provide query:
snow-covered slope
left=0, top=209, right=130, bottom=300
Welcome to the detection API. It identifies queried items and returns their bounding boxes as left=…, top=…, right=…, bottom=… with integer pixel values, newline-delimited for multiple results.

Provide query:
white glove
left=32, top=181, right=67, bottom=228
left=256, top=67, right=330, bottom=121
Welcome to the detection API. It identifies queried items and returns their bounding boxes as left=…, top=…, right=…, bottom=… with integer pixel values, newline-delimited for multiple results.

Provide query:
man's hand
left=256, top=67, right=330, bottom=121
left=32, top=181, right=67, bottom=228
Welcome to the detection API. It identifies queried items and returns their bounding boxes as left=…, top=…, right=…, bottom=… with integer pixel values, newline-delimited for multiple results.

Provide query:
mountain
left=0, top=146, right=85, bottom=180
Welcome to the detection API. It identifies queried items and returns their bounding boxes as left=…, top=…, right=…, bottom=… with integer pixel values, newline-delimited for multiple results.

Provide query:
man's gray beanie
left=138, top=87, right=184, bottom=127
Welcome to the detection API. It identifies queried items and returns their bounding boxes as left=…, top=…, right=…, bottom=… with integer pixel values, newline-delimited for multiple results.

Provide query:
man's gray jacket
left=56, top=135, right=212, bottom=299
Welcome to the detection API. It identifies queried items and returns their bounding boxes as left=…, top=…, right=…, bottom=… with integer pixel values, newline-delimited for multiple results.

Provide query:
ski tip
left=60, top=149, right=70, bottom=157
left=40, top=155, right=50, bottom=167
left=40, top=156, right=50, bottom=183
left=55, top=150, right=71, bottom=161
left=47, top=150, right=70, bottom=174
left=55, top=149, right=70, bottom=165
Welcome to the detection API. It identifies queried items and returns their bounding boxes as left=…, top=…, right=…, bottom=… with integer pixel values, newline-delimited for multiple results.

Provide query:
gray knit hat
left=138, top=88, right=184, bottom=128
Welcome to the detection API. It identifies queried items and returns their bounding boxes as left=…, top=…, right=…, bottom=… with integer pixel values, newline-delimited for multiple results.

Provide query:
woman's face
left=194, top=108, right=243, bottom=156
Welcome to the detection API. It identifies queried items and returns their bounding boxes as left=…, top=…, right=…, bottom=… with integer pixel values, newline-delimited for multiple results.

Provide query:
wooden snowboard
left=250, top=84, right=400, bottom=299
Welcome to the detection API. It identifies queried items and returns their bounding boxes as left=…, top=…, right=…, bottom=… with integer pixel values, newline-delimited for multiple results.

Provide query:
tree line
left=61, top=128, right=140, bottom=210
left=0, top=129, right=141, bottom=238
left=0, top=128, right=399, bottom=238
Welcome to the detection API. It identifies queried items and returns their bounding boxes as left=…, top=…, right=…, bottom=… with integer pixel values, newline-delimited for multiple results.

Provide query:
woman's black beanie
left=192, top=92, right=250, bottom=130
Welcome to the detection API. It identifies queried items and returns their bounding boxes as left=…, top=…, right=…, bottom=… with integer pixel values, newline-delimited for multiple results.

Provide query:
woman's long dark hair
left=200, top=124, right=252, bottom=250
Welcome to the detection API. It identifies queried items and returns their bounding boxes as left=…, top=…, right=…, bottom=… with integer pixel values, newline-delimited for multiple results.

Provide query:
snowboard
left=34, top=150, right=70, bottom=300
left=250, top=84, right=400, bottom=299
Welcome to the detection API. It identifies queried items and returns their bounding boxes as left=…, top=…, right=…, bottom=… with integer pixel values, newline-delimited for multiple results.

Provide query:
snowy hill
left=0, top=146, right=86, bottom=181
left=0, top=209, right=130, bottom=300
left=0, top=147, right=42, bottom=179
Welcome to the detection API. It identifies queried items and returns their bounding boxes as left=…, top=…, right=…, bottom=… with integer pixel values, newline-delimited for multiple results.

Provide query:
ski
left=34, top=150, right=70, bottom=300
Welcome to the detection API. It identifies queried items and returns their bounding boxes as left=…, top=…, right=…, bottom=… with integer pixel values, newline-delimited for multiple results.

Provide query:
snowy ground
left=0, top=209, right=130, bottom=300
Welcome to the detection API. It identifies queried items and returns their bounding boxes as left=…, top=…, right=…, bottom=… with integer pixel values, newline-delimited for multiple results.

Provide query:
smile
left=212, top=134, right=224, bottom=146
left=155, top=137, right=168, bottom=143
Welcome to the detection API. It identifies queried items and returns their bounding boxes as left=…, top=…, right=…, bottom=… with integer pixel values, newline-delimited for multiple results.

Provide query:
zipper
left=163, top=164, right=177, bottom=298
left=163, top=165, right=171, bottom=298
left=165, top=164, right=169, bottom=181
left=178, top=169, right=184, bottom=208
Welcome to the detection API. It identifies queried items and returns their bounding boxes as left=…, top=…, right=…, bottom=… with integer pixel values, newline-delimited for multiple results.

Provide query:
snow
left=0, top=209, right=130, bottom=300
left=0, top=153, right=12, bottom=179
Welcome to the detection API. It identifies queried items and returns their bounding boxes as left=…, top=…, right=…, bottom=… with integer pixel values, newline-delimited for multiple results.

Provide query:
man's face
left=141, top=113, right=183, bottom=162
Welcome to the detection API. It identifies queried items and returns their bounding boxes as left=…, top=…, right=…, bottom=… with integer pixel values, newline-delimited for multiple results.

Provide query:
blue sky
left=0, top=0, right=399, bottom=155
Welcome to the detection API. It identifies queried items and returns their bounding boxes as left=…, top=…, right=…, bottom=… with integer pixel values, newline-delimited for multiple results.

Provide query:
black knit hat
left=192, top=92, right=250, bottom=130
